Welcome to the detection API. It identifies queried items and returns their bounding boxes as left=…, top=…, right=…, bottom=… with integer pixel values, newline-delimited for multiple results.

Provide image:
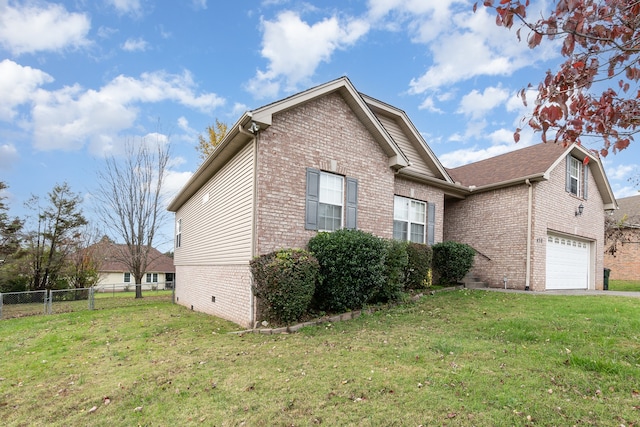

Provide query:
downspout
left=525, top=179, right=533, bottom=291
left=238, top=122, right=258, bottom=327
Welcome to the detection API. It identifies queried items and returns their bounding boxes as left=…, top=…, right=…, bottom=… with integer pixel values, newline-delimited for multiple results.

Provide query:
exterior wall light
left=575, top=203, right=584, bottom=216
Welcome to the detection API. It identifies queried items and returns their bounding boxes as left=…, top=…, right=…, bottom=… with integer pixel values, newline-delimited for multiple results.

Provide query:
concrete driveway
left=481, top=288, right=640, bottom=298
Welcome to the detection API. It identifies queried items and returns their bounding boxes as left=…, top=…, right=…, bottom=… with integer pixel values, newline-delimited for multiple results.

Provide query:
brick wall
left=174, top=265, right=253, bottom=328
left=533, top=162, right=605, bottom=290
left=444, top=158, right=606, bottom=291
left=444, top=185, right=530, bottom=288
left=604, top=230, right=640, bottom=280
left=254, top=92, right=447, bottom=254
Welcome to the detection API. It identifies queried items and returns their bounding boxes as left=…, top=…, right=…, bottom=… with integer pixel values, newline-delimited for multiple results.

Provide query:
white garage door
left=546, top=233, right=589, bottom=290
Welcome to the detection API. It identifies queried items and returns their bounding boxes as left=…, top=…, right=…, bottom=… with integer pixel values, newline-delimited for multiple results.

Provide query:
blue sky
left=1, top=0, right=638, bottom=251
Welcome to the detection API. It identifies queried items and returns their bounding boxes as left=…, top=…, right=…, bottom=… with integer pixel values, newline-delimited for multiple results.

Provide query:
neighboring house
left=604, top=194, right=640, bottom=280
left=90, top=238, right=175, bottom=290
left=445, top=142, right=617, bottom=291
left=168, top=77, right=464, bottom=327
left=168, top=77, right=618, bottom=327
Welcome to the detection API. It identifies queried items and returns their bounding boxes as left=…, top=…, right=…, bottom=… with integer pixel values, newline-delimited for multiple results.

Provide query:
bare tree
left=94, top=137, right=171, bottom=298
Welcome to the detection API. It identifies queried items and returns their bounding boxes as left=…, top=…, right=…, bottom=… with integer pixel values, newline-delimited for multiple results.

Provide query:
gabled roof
left=611, top=194, right=640, bottom=227
left=446, top=142, right=617, bottom=210
left=169, top=76, right=458, bottom=211
left=361, top=94, right=454, bottom=185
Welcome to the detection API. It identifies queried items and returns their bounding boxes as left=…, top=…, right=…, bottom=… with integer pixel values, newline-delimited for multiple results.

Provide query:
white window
left=123, top=272, right=131, bottom=283
left=393, top=196, right=426, bottom=243
left=566, top=156, right=588, bottom=199
left=569, top=157, right=580, bottom=196
left=146, top=273, right=158, bottom=283
left=306, top=168, right=358, bottom=231
left=318, top=172, right=344, bottom=231
left=175, top=219, right=182, bottom=248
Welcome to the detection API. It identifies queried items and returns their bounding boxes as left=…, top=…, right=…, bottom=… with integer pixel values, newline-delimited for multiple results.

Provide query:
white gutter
left=525, top=179, right=533, bottom=291
left=237, top=122, right=258, bottom=328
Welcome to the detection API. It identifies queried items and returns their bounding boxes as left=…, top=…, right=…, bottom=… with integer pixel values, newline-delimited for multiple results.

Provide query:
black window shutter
left=427, top=202, right=436, bottom=245
left=345, top=177, right=358, bottom=229
left=305, top=168, right=320, bottom=230
left=583, top=163, right=589, bottom=200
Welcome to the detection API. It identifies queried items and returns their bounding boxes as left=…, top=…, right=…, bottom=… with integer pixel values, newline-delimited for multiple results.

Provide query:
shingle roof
left=87, top=239, right=175, bottom=273
left=446, top=143, right=568, bottom=187
left=612, top=194, right=640, bottom=226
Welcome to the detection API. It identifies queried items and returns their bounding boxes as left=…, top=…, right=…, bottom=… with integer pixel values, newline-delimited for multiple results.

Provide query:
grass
left=1, top=289, right=640, bottom=426
left=609, top=279, right=640, bottom=292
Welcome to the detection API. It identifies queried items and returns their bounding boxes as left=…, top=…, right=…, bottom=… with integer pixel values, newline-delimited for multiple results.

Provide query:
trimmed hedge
left=404, top=242, right=433, bottom=290
left=250, top=249, right=319, bottom=324
left=372, top=239, right=408, bottom=303
left=432, top=241, right=475, bottom=285
left=308, top=229, right=387, bottom=312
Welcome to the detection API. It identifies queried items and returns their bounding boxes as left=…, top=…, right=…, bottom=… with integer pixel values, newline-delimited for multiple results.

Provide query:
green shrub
left=432, top=241, right=475, bottom=285
left=308, top=229, right=386, bottom=312
left=404, top=242, right=433, bottom=289
left=370, top=239, right=408, bottom=303
left=250, top=249, right=319, bottom=324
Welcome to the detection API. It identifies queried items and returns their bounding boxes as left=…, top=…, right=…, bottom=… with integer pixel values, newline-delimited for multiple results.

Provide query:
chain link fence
left=0, top=283, right=174, bottom=320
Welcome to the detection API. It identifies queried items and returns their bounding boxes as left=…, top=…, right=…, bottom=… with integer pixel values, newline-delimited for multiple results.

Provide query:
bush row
left=250, top=230, right=474, bottom=324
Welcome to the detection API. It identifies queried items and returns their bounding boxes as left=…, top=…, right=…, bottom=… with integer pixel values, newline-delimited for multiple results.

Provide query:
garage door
left=546, top=233, right=589, bottom=290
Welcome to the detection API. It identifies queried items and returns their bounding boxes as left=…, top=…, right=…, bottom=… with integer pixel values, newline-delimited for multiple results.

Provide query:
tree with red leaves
left=478, top=0, right=640, bottom=157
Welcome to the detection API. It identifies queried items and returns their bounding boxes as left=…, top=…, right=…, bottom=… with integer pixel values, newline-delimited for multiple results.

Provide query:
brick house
left=168, top=77, right=617, bottom=327
left=167, top=77, right=463, bottom=327
left=445, top=143, right=616, bottom=291
left=604, top=195, right=640, bottom=280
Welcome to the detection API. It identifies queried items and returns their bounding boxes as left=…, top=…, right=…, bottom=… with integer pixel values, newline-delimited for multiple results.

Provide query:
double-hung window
left=318, top=172, right=344, bottom=231
left=175, top=219, right=182, bottom=248
left=123, top=272, right=131, bottom=283
left=394, top=196, right=426, bottom=243
left=566, top=156, right=588, bottom=199
left=306, top=168, right=358, bottom=231
left=146, top=273, right=158, bottom=283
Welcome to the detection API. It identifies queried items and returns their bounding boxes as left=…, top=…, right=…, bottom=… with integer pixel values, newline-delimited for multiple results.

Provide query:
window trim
left=566, top=156, right=589, bottom=200
left=318, top=172, right=344, bottom=231
left=394, top=196, right=427, bottom=244
left=305, top=168, right=358, bottom=231
left=175, top=218, right=182, bottom=248
left=123, top=272, right=131, bottom=283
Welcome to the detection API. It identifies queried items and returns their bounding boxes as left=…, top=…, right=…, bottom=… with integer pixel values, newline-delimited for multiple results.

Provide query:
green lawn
left=1, top=290, right=639, bottom=426
left=609, top=279, right=640, bottom=292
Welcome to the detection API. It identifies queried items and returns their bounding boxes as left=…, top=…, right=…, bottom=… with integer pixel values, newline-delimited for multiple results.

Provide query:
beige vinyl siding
left=175, top=141, right=255, bottom=265
left=376, top=114, right=435, bottom=178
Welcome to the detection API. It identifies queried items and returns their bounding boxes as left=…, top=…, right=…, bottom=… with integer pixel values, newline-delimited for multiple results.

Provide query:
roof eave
left=167, top=113, right=255, bottom=212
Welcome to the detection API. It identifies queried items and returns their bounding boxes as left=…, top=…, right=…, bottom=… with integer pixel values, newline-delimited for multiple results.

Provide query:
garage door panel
left=546, top=234, right=589, bottom=290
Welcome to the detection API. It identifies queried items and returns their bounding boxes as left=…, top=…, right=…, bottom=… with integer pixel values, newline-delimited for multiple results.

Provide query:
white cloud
left=0, top=60, right=53, bottom=121
left=248, top=10, right=369, bottom=97
left=457, top=86, right=510, bottom=120
left=0, top=143, right=19, bottom=170
left=191, top=0, right=207, bottom=10
left=122, top=37, right=149, bottom=52
left=163, top=169, right=193, bottom=205
left=418, top=96, right=443, bottom=113
left=0, top=1, right=91, bottom=55
left=605, top=164, right=636, bottom=181
left=30, top=70, right=225, bottom=151
left=408, top=7, right=556, bottom=95
left=613, top=185, right=640, bottom=199
left=107, top=0, right=142, bottom=17
left=177, top=116, right=192, bottom=133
